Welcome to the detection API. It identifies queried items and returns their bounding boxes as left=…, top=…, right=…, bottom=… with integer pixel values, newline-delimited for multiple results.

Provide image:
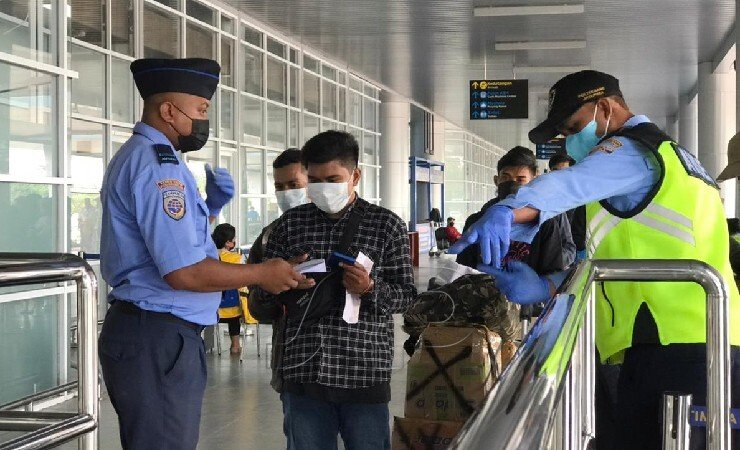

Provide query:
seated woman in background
left=212, top=223, right=255, bottom=354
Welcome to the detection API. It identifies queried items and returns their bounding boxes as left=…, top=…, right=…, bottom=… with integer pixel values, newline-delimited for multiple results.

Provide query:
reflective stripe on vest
left=586, top=133, right=740, bottom=363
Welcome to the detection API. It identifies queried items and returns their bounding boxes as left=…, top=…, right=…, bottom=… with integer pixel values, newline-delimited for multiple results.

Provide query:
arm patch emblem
left=163, top=190, right=186, bottom=220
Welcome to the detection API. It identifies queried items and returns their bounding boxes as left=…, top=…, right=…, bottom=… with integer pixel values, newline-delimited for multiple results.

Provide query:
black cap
left=529, top=70, right=622, bottom=144
left=131, top=58, right=220, bottom=100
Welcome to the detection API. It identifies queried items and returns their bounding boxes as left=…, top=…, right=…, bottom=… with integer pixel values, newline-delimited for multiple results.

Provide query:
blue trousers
left=99, top=302, right=207, bottom=450
left=281, top=392, right=390, bottom=450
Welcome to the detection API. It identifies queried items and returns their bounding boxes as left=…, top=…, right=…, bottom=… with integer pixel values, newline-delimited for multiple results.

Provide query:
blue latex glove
left=477, top=261, right=551, bottom=305
left=448, top=205, right=514, bottom=267
left=575, top=249, right=587, bottom=262
left=205, top=163, right=235, bottom=216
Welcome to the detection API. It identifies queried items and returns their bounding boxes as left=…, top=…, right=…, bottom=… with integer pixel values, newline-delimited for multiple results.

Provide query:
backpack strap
left=336, top=202, right=365, bottom=254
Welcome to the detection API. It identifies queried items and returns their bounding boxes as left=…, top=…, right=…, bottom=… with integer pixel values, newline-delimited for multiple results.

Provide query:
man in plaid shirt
left=256, top=130, right=416, bottom=450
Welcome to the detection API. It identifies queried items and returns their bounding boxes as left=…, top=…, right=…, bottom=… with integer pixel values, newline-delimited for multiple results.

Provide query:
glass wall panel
left=241, top=149, right=263, bottom=195
left=303, top=55, right=319, bottom=73
left=70, top=0, right=104, bottom=47
left=186, top=0, right=215, bottom=25
left=243, top=25, right=262, bottom=47
left=0, top=296, right=60, bottom=404
left=337, top=87, right=346, bottom=123
left=111, top=0, right=134, bottom=55
left=266, top=37, right=285, bottom=58
left=111, top=57, right=135, bottom=123
left=240, top=197, right=263, bottom=247
left=186, top=22, right=216, bottom=59
left=348, top=91, right=361, bottom=127
left=242, top=45, right=262, bottom=96
left=266, top=57, right=286, bottom=103
left=289, top=66, right=300, bottom=108
left=0, top=63, right=57, bottom=177
left=363, top=98, right=376, bottom=131
left=321, top=80, right=336, bottom=119
left=266, top=103, right=286, bottom=149
left=0, top=0, right=55, bottom=62
left=221, top=15, right=234, bottom=34
left=363, top=166, right=377, bottom=200
left=220, top=37, right=235, bottom=87
left=144, top=4, right=181, bottom=58
left=303, top=72, right=319, bottom=114
left=218, top=148, right=236, bottom=223
left=289, top=110, right=298, bottom=148
left=220, top=89, right=234, bottom=141
left=0, top=183, right=57, bottom=252
left=69, top=119, right=104, bottom=253
left=240, top=95, right=262, bottom=144
left=363, top=132, right=376, bottom=161
left=70, top=43, right=105, bottom=118
left=303, top=114, right=319, bottom=143
left=185, top=142, right=215, bottom=193
left=111, top=126, right=132, bottom=155
left=151, top=0, right=180, bottom=9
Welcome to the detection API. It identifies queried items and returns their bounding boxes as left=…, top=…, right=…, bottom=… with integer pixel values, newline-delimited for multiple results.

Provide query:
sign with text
left=470, top=79, right=528, bottom=120
left=536, top=138, right=566, bottom=160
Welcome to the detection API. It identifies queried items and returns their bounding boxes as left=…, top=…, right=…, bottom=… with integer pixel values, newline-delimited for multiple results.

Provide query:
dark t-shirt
left=456, top=199, right=575, bottom=275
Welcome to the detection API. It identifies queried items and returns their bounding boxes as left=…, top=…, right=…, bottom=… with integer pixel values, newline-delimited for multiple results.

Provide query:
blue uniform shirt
left=100, top=122, right=220, bottom=325
left=498, top=115, right=661, bottom=243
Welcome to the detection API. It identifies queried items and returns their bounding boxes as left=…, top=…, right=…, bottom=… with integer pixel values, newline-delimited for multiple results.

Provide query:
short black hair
left=548, top=152, right=576, bottom=170
left=211, top=223, right=235, bottom=249
left=497, top=146, right=537, bottom=175
left=301, top=130, right=359, bottom=168
left=273, top=148, right=302, bottom=169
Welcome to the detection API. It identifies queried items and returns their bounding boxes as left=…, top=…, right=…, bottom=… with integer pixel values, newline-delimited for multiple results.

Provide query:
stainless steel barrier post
left=450, top=259, right=731, bottom=450
left=663, top=392, right=692, bottom=450
left=591, top=260, right=731, bottom=450
left=0, top=253, right=99, bottom=450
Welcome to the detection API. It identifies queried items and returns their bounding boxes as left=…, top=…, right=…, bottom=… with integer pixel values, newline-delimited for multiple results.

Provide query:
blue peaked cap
left=131, top=58, right=220, bottom=100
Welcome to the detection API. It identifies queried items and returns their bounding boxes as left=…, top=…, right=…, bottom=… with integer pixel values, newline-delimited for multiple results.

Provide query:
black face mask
left=170, top=103, right=210, bottom=153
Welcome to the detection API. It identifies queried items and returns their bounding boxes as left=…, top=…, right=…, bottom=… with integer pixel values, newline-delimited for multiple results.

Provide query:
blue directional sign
left=470, top=79, right=529, bottom=120
left=536, top=138, right=566, bottom=160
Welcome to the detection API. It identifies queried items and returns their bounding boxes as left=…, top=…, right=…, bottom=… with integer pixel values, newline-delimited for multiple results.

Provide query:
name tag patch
left=154, top=144, right=179, bottom=165
left=674, top=145, right=719, bottom=189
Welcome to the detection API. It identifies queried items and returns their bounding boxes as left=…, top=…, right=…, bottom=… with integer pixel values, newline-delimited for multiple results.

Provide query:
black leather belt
left=112, top=300, right=203, bottom=333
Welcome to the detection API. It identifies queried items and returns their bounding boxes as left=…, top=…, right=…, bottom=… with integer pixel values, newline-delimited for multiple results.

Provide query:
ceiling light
left=474, top=4, right=584, bottom=17
left=513, top=65, right=589, bottom=74
left=495, top=40, right=587, bottom=51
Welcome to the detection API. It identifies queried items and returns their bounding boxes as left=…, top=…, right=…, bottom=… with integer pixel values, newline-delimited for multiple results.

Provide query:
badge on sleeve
left=157, top=178, right=187, bottom=220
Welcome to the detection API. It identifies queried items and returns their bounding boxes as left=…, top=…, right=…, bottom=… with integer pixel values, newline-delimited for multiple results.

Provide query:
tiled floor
left=4, top=254, right=454, bottom=450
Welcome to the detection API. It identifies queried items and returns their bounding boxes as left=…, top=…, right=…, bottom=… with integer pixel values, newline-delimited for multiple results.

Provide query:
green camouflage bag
left=403, top=274, right=521, bottom=344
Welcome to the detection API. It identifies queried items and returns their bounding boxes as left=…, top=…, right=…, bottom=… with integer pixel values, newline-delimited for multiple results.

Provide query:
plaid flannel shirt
left=258, top=197, right=416, bottom=389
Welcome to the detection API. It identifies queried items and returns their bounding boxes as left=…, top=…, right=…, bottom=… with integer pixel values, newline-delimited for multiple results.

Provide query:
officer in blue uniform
left=98, top=58, right=308, bottom=450
left=450, top=70, right=740, bottom=449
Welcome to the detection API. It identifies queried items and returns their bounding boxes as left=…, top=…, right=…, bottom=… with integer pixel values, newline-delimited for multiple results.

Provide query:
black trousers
left=99, top=302, right=207, bottom=450
left=219, top=316, right=241, bottom=337
left=599, top=344, right=740, bottom=449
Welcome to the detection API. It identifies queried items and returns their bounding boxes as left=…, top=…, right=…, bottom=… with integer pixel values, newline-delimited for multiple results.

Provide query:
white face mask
left=275, top=188, right=308, bottom=213
left=307, top=182, right=351, bottom=214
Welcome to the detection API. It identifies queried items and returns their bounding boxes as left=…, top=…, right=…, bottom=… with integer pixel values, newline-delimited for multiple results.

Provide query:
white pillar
left=379, top=101, right=411, bottom=221
left=697, top=61, right=736, bottom=217
left=678, top=94, right=698, bottom=156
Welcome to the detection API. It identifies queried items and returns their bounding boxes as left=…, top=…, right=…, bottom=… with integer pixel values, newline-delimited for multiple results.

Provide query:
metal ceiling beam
left=495, top=40, right=587, bottom=51
left=474, top=4, right=584, bottom=17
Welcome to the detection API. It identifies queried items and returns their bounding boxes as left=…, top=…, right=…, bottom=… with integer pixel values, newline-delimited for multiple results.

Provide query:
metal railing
left=0, top=253, right=99, bottom=450
left=450, top=259, right=732, bottom=450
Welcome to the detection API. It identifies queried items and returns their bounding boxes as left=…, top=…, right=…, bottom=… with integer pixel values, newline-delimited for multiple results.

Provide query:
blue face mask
left=565, top=105, right=611, bottom=163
